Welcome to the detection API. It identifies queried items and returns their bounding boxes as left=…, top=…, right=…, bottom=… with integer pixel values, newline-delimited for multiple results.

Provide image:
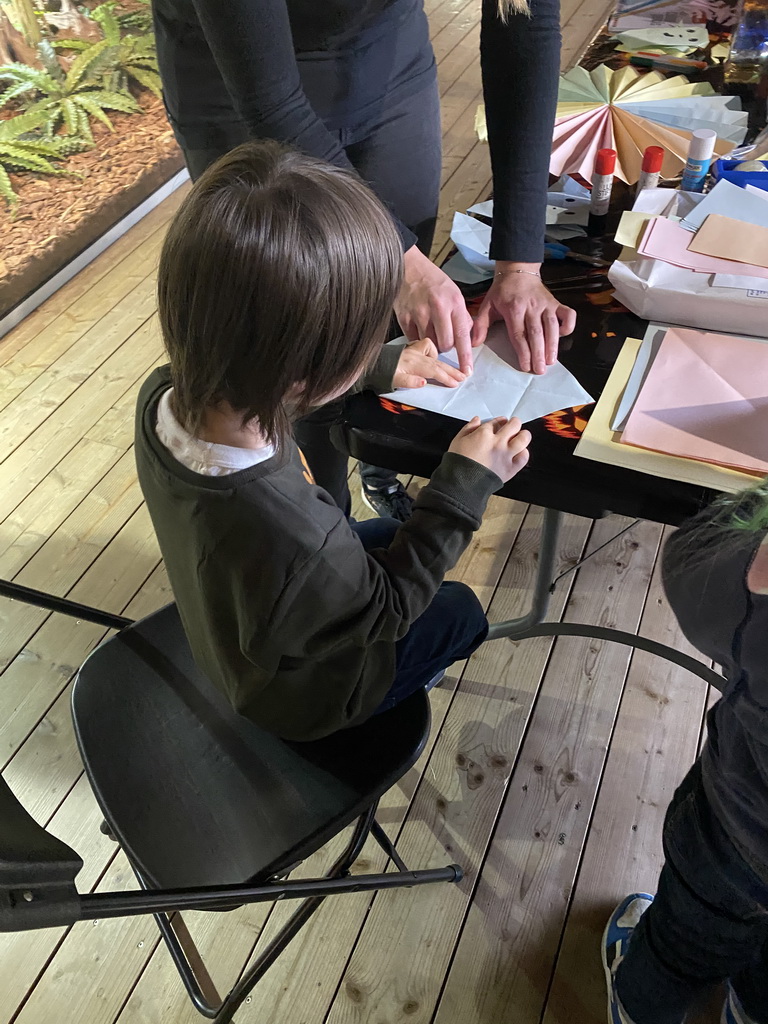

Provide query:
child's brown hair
left=157, top=140, right=403, bottom=444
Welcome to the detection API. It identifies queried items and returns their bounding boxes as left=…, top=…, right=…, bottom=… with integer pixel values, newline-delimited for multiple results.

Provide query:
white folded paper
left=442, top=251, right=494, bottom=286
left=380, top=324, right=593, bottom=424
left=450, top=212, right=494, bottom=274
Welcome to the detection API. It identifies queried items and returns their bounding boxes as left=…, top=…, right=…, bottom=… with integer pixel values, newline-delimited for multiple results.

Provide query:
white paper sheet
left=614, top=24, right=709, bottom=49
left=546, top=201, right=590, bottom=227
left=467, top=199, right=494, bottom=217
left=380, top=325, right=594, bottom=423
left=746, top=183, right=768, bottom=201
left=452, top=202, right=589, bottom=264
left=442, top=251, right=493, bottom=285
left=549, top=175, right=592, bottom=200
left=712, top=274, right=768, bottom=293
left=680, top=178, right=768, bottom=232
left=451, top=212, right=494, bottom=273
left=469, top=190, right=595, bottom=219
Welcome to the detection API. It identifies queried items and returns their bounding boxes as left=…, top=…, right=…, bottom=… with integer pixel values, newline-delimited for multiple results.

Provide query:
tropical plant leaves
left=0, top=0, right=161, bottom=208
left=0, top=109, right=85, bottom=207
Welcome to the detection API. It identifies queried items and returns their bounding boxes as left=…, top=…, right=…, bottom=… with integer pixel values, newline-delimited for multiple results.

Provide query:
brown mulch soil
left=1, top=90, right=184, bottom=317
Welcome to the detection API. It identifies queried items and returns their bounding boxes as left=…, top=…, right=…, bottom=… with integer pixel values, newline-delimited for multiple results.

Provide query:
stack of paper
left=380, top=324, right=593, bottom=424
left=548, top=65, right=747, bottom=184
left=636, top=178, right=768, bottom=277
left=609, top=187, right=768, bottom=337
left=575, top=324, right=768, bottom=490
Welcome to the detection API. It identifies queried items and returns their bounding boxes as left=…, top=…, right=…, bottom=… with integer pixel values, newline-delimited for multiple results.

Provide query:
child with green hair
left=604, top=485, right=768, bottom=1024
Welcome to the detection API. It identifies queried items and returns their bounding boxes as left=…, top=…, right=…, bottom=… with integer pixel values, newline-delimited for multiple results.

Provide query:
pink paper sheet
left=622, top=328, right=768, bottom=474
left=551, top=107, right=615, bottom=178
left=637, top=217, right=768, bottom=280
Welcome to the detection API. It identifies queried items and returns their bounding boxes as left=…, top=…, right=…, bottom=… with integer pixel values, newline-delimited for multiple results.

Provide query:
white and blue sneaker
left=602, top=894, right=654, bottom=1024
left=722, top=984, right=759, bottom=1024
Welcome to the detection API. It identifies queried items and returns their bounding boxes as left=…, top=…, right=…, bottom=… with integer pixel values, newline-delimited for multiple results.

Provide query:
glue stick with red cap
left=588, top=148, right=616, bottom=234
left=636, top=146, right=664, bottom=195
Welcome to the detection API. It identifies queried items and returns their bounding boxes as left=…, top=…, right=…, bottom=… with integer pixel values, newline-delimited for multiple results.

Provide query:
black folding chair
left=0, top=603, right=462, bottom=1023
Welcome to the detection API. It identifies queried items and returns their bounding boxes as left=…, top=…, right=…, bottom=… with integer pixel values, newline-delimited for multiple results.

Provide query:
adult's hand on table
left=394, top=245, right=474, bottom=377
left=393, top=337, right=466, bottom=390
left=471, top=262, right=577, bottom=375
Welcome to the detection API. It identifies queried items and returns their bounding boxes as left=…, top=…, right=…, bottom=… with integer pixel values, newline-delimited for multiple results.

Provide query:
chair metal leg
left=0, top=578, right=133, bottom=631
left=370, top=819, right=409, bottom=874
left=118, top=803, right=459, bottom=1024
left=212, top=804, right=380, bottom=1023
left=136, top=807, right=377, bottom=1020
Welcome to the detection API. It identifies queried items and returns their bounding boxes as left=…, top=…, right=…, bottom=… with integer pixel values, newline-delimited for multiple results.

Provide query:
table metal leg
left=486, top=507, right=562, bottom=641
left=485, top=507, right=724, bottom=691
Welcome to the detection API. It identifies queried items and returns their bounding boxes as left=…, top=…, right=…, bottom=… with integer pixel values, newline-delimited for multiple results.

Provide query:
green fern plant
left=0, top=39, right=141, bottom=146
left=54, top=4, right=162, bottom=98
left=116, top=0, right=153, bottom=35
left=0, top=106, right=85, bottom=208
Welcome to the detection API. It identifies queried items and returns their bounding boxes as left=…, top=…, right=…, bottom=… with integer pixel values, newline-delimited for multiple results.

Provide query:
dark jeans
left=350, top=518, right=488, bottom=713
left=180, top=76, right=442, bottom=513
left=616, top=760, right=768, bottom=1024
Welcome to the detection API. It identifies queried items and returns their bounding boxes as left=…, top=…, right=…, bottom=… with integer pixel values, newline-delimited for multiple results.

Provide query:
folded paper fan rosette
left=551, top=66, right=747, bottom=183
left=475, top=65, right=748, bottom=185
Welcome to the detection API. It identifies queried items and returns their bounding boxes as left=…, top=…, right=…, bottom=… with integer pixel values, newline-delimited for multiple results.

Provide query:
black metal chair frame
left=0, top=578, right=461, bottom=1024
left=0, top=541, right=723, bottom=1024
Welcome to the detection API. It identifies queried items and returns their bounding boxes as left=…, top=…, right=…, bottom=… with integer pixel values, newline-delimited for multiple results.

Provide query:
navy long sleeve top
left=152, top=0, right=560, bottom=262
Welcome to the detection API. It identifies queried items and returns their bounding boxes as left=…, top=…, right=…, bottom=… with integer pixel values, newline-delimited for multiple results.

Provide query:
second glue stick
left=680, top=129, right=716, bottom=192
left=588, top=148, right=616, bottom=234
left=636, top=146, right=664, bottom=194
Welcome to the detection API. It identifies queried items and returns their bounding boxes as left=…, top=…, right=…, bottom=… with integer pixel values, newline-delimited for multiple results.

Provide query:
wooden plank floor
left=0, top=3, right=721, bottom=1023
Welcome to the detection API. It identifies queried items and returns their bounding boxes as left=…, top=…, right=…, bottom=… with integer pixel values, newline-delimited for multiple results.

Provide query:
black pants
left=179, top=76, right=442, bottom=514
left=616, top=759, right=768, bottom=1024
left=351, top=518, right=488, bottom=713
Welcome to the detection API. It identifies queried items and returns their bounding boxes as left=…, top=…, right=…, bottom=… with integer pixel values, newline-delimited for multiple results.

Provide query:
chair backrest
left=0, top=775, right=82, bottom=932
left=71, top=604, right=430, bottom=890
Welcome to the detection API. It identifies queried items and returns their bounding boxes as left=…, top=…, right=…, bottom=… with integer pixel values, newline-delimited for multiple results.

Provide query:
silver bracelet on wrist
left=495, top=268, right=541, bottom=279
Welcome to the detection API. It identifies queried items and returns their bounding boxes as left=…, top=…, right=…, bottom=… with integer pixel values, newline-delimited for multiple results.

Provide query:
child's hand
left=393, top=338, right=467, bottom=390
left=448, top=416, right=531, bottom=483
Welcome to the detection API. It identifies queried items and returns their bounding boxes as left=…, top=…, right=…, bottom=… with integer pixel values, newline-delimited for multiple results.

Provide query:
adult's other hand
left=471, top=262, right=577, bottom=375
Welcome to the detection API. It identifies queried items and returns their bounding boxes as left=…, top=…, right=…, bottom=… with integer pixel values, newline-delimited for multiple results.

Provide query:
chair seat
left=71, top=604, right=430, bottom=890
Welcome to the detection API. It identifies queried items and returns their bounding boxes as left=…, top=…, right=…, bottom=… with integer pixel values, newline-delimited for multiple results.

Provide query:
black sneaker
left=361, top=480, right=414, bottom=522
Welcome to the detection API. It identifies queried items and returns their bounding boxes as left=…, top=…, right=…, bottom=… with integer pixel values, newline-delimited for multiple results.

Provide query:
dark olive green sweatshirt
left=134, top=366, right=500, bottom=741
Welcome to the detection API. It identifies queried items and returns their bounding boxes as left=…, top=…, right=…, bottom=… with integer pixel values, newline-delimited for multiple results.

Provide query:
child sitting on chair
left=135, top=140, right=531, bottom=742
left=604, top=485, right=768, bottom=1024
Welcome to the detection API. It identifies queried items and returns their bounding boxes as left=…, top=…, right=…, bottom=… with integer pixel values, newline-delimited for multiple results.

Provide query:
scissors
left=544, top=242, right=612, bottom=267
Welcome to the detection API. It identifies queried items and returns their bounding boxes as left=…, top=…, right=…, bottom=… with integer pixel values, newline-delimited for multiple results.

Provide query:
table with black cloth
left=332, top=222, right=725, bottom=688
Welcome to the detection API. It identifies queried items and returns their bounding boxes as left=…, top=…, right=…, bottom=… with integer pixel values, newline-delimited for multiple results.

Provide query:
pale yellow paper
left=615, top=211, right=659, bottom=249
left=688, top=213, right=768, bottom=268
left=610, top=65, right=641, bottom=101
left=590, top=63, right=613, bottom=102
left=573, top=337, right=762, bottom=492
